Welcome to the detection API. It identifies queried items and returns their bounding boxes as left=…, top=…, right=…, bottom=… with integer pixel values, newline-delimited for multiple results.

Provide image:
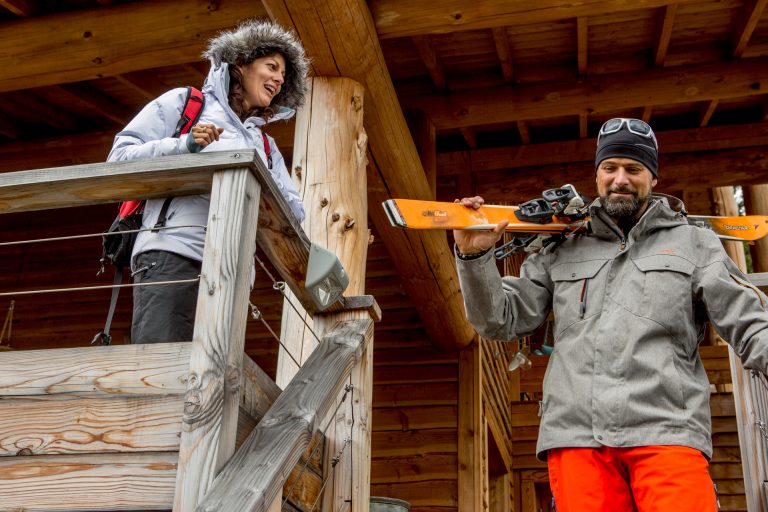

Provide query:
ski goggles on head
left=597, top=118, right=658, bottom=150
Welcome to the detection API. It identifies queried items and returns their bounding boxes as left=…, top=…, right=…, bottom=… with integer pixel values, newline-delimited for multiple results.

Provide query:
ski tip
left=382, top=200, right=406, bottom=228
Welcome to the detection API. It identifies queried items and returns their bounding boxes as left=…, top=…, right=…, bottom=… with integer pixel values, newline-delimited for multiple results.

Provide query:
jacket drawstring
left=579, top=278, right=588, bottom=319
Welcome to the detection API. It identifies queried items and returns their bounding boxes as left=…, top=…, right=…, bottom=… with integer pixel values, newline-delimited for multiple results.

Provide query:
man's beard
left=600, top=187, right=651, bottom=219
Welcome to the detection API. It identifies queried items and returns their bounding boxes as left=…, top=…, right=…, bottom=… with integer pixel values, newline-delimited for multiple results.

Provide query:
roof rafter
left=412, top=35, right=447, bottom=89
left=577, top=17, right=588, bottom=75
left=0, top=0, right=35, bottom=16
left=491, top=27, right=514, bottom=82
left=0, top=0, right=264, bottom=93
left=402, top=57, right=768, bottom=130
left=370, top=0, right=701, bottom=39
left=653, top=3, right=677, bottom=66
left=733, top=0, right=768, bottom=58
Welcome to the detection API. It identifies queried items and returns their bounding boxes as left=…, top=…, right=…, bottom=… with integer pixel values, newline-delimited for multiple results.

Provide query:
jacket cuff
left=183, top=133, right=202, bottom=153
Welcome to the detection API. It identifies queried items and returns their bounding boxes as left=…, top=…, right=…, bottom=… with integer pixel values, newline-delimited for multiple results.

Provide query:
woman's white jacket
left=107, top=61, right=305, bottom=269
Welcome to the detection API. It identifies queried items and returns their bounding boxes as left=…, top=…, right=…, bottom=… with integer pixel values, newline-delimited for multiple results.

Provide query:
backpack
left=93, top=86, right=205, bottom=346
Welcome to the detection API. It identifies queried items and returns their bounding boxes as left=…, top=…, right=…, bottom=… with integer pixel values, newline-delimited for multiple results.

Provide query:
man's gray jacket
left=456, top=195, right=768, bottom=460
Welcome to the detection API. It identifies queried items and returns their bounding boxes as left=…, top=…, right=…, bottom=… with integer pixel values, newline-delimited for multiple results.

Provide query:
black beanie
left=595, top=128, right=659, bottom=178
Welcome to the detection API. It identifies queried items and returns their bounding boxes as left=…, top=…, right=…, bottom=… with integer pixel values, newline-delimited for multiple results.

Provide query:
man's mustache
left=609, top=186, right=637, bottom=195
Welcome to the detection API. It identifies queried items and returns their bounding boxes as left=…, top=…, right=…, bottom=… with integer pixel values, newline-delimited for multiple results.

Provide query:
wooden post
left=458, top=337, right=484, bottom=512
left=173, top=167, right=261, bottom=511
left=276, top=76, right=371, bottom=511
left=710, top=186, right=766, bottom=512
left=277, top=76, right=368, bottom=388
left=743, top=184, right=768, bottom=272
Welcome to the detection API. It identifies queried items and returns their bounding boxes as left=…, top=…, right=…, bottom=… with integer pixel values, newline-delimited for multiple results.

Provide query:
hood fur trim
left=204, top=19, right=309, bottom=110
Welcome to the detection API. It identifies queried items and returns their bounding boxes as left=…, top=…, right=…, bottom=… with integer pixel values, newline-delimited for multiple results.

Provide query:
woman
left=107, top=19, right=309, bottom=344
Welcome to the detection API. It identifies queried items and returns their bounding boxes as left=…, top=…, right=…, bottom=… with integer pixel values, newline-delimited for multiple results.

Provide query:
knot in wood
left=332, top=213, right=341, bottom=222
left=344, top=218, right=356, bottom=230
left=294, top=165, right=302, bottom=178
left=351, top=95, right=363, bottom=111
left=185, top=391, right=202, bottom=415
left=321, top=198, right=329, bottom=207
left=16, top=447, right=33, bottom=456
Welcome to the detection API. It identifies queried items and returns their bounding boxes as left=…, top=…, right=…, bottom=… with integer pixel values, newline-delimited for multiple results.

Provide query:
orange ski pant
left=547, top=445, right=718, bottom=512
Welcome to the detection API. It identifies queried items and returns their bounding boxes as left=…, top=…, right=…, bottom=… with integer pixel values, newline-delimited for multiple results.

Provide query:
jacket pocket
left=551, top=260, right=608, bottom=337
left=632, top=254, right=695, bottom=331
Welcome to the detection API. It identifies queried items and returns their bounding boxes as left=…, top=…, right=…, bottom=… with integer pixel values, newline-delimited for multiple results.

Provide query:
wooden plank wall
left=368, top=230, right=460, bottom=510
left=512, top=345, right=746, bottom=512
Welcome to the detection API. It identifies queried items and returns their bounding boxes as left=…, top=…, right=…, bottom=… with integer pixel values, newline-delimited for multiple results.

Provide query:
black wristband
left=456, top=247, right=490, bottom=261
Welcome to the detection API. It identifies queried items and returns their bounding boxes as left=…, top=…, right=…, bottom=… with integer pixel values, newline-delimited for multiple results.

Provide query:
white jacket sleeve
left=266, top=136, right=305, bottom=223
left=107, top=88, right=192, bottom=162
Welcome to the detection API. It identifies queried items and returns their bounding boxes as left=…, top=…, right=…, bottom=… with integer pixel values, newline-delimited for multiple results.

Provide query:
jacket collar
left=203, top=62, right=296, bottom=126
left=588, top=193, right=688, bottom=241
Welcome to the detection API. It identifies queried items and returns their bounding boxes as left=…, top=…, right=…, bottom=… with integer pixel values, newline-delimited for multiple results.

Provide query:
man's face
left=596, top=157, right=658, bottom=219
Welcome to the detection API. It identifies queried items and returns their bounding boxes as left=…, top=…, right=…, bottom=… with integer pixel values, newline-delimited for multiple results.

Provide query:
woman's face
left=237, top=53, right=286, bottom=109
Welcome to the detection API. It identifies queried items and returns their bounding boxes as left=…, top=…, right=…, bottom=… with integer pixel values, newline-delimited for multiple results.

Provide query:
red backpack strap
left=262, top=132, right=272, bottom=170
left=173, top=86, right=205, bottom=137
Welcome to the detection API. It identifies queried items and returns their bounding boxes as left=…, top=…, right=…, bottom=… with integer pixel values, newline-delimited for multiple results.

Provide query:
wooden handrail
left=196, top=318, right=374, bottom=512
left=0, top=150, right=332, bottom=314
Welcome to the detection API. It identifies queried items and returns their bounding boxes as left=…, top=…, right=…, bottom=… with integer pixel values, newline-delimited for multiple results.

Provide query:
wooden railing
left=0, top=151, right=378, bottom=512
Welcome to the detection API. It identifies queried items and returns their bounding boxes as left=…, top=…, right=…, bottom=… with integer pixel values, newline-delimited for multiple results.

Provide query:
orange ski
left=383, top=198, right=768, bottom=242
left=382, top=199, right=587, bottom=234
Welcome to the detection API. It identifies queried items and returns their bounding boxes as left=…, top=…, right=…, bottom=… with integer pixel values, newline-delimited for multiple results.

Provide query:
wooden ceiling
left=0, top=0, right=766, bottom=354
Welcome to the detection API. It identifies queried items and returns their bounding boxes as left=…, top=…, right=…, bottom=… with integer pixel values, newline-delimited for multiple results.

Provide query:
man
left=454, top=118, right=768, bottom=511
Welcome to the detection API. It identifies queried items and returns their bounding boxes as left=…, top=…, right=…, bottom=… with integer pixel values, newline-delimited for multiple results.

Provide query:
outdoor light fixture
left=305, top=243, right=349, bottom=311
left=508, top=341, right=533, bottom=372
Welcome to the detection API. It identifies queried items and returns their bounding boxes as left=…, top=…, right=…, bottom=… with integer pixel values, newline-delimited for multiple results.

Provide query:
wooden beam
left=405, top=109, right=438, bottom=198
left=579, top=112, right=588, bottom=138
left=402, top=57, right=768, bottom=130
left=112, top=74, right=157, bottom=103
left=653, top=4, right=677, bottom=66
left=438, top=122, right=768, bottom=175
left=0, top=0, right=35, bottom=16
left=264, top=0, right=476, bottom=351
left=0, top=394, right=183, bottom=456
left=0, top=342, right=190, bottom=396
left=576, top=17, right=588, bottom=75
left=460, top=127, right=478, bottom=148
left=641, top=105, right=653, bottom=123
left=0, top=452, right=177, bottom=510
left=174, top=167, right=261, bottom=511
left=51, top=83, right=134, bottom=125
left=732, top=0, right=768, bottom=58
left=0, top=0, right=264, bottom=92
left=370, top=0, right=700, bottom=39
left=458, top=339, right=483, bottom=511
left=744, top=185, right=768, bottom=273
left=0, top=109, right=19, bottom=139
left=699, top=99, right=719, bottom=127
left=278, top=76, right=368, bottom=386
left=0, top=91, right=78, bottom=132
left=413, top=35, right=447, bottom=89
left=492, top=27, right=514, bottom=82
left=197, top=319, right=374, bottom=511
left=517, top=120, right=531, bottom=144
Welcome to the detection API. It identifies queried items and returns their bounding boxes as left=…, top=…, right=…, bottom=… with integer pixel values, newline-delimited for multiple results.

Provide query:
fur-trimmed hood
left=203, top=19, right=309, bottom=110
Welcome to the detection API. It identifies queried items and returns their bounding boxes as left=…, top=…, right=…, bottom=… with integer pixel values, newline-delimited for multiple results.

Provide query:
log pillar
left=743, top=184, right=768, bottom=272
left=174, top=167, right=261, bottom=511
left=710, top=186, right=765, bottom=512
left=277, top=76, right=372, bottom=511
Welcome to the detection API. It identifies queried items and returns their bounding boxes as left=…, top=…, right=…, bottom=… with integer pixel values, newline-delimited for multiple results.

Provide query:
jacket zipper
left=579, top=278, right=588, bottom=318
